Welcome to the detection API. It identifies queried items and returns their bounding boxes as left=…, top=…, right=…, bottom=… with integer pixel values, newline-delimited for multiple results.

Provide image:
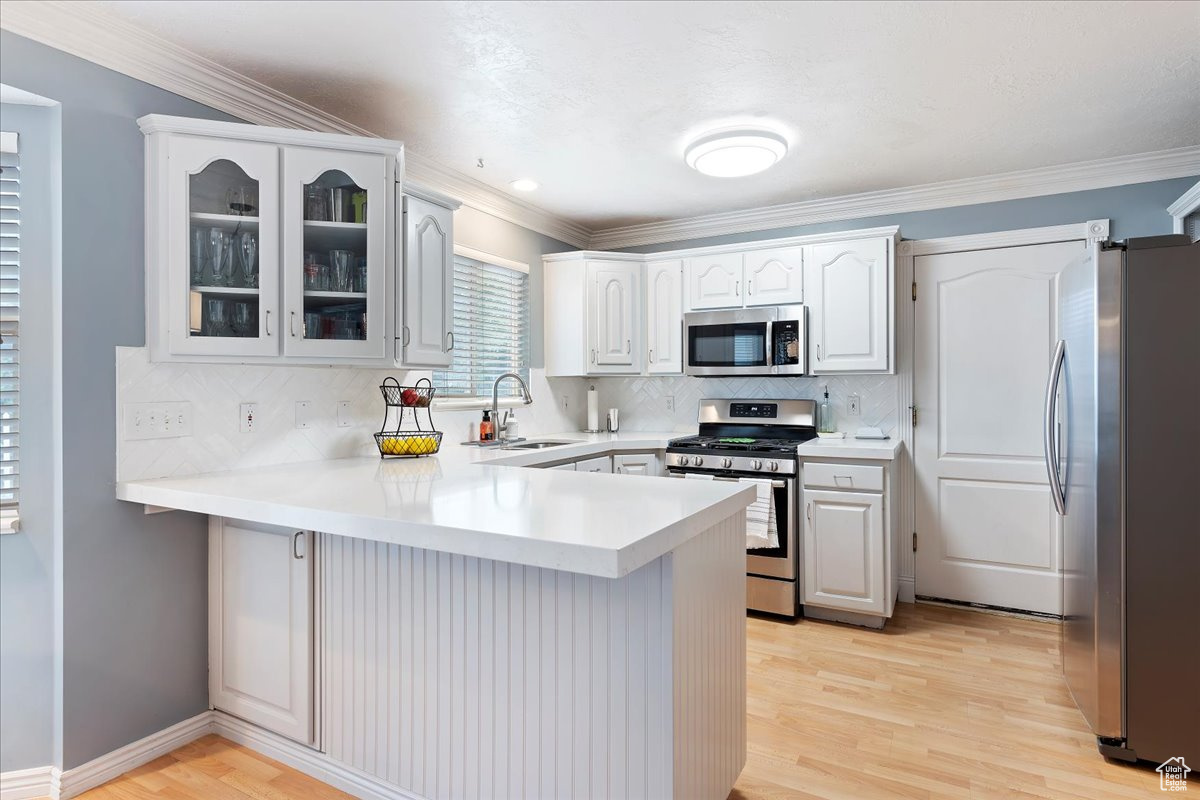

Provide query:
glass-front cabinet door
left=282, top=147, right=389, bottom=360
left=167, top=136, right=279, bottom=357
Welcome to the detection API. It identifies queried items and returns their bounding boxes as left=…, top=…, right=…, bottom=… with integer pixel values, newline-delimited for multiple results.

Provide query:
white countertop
left=117, top=432, right=752, bottom=579
left=796, top=435, right=903, bottom=460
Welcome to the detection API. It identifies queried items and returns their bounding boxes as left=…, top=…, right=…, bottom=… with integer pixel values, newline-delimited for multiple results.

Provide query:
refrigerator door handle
left=1044, top=338, right=1067, bottom=515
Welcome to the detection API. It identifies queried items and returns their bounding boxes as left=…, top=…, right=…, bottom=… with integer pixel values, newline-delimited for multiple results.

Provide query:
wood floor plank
left=72, top=602, right=1161, bottom=799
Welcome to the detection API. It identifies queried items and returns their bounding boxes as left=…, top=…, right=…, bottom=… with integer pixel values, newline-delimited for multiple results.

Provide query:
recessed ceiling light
left=510, top=178, right=539, bottom=192
left=684, top=129, right=788, bottom=178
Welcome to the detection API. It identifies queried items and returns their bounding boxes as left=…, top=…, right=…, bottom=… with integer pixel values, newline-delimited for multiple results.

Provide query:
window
left=0, top=132, right=19, bottom=525
left=434, top=252, right=530, bottom=400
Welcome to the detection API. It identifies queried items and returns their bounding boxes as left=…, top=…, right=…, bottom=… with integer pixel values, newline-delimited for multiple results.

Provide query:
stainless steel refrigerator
left=1045, top=234, right=1198, bottom=765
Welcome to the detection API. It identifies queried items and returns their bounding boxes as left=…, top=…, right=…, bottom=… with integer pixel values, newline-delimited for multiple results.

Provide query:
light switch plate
left=123, top=402, right=193, bottom=440
left=295, top=400, right=314, bottom=430
left=336, top=400, right=353, bottom=428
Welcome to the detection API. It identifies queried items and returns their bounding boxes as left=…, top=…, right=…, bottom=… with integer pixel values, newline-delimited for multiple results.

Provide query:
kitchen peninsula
left=117, top=441, right=755, bottom=800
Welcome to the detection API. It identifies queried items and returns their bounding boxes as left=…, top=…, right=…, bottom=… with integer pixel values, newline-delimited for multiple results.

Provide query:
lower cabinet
left=575, top=454, right=613, bottom=473
left=614, top=452, right=661, bottom=476
left=547, top=461, right=577, bottom=471
left=803, top=490, right=886, bottom=615
left=209, top=517, right=315, bottom=745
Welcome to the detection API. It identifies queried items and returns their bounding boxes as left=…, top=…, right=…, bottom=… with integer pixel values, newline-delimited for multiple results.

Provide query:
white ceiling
left=92, top=0, right=1200, bottom=230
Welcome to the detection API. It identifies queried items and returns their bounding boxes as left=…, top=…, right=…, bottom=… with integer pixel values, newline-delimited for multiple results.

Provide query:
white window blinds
left=0, top=136, right=19, bottom=517
left=434, top=254, right=530, bottom=398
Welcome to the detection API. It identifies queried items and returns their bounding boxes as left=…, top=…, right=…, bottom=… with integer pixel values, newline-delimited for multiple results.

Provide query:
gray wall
left=1, top=31, right=235, bottom=770
left=619, top=177, right=1198, bottom=254
left=0, top=101, right=60, bottom=772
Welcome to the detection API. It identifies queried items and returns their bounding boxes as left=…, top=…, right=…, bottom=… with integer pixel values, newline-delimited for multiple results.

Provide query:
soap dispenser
left=818, top=386, right=836, bottom=434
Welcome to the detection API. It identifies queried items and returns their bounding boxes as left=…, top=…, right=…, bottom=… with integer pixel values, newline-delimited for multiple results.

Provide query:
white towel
left=683, top=473, right=713, bottom=481
left=744, top=479, right=778, bottom=550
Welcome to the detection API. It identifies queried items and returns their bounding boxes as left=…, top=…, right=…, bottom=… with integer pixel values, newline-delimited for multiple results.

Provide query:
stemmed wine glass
left=191, top=226, right=209, bottom=286
left=239, top=232, right=258, bottom=288
left=209, top=229, right=231, bottom=287
left=230, top=302, right=253, bottom=337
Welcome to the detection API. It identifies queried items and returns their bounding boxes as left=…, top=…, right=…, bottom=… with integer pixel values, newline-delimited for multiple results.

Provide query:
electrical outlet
left=336, top=400, right=353, bottom=428
left=239, top=403, right=259, bottom=433
left=123, top=402, right=193, bottom=440
left=295, top=400, right=314, bottom=430
left=665, top=395, right=675, bottom=412
left=848, top=394, right=861, bottom=416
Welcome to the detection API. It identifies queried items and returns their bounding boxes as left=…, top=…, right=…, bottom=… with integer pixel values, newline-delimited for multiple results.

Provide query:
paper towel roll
left=587, top=386, right=599, bottom=431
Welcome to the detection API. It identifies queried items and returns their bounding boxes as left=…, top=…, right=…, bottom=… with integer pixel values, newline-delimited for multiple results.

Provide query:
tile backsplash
left=116, top=347, right=586, bottom=481
left=588, top=374, right=899, bottom=433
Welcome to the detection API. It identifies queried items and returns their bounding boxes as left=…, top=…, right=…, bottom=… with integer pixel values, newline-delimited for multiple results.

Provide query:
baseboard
left=57, top=711, right=214, bottom=799
left=897, top=576, right=916, bottom=603
left=0, top=765, right=61, bottom=800
left=211, top=712, right=421, bottom=800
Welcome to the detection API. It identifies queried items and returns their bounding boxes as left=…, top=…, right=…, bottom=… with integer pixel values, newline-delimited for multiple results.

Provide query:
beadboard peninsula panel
left=320, top=514, right=746, bottom=800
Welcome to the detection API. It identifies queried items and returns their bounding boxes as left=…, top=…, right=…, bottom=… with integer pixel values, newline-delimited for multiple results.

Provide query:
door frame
left=895, top=219, right=1110, bottom=603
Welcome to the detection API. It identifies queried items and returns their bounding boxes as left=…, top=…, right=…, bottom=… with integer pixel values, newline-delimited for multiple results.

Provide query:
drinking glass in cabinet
left=304, top=186, right=328, bottom=221
left=209, top=229, right=232, bottom=287
left=329, top=249, right=353, bottom=292
left=304, top=312, right=322, bottom=339
left=224, top=185, right=258, bottom=217
left=353, top=258, right=368, bottom=293
left=204, top=297, right=228, bottom=337
left=191, top=226, right=209, bottom=286
left=231, top=302, right=254, bottom=337
left=237, top=231, right=258, bottom=288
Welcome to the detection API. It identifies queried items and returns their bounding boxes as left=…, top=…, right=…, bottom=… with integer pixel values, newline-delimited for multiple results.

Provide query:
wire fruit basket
left=375, top=377, right=443, bottom=458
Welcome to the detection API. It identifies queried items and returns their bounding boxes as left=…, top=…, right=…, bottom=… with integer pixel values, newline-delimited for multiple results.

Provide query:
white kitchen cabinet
left=806, top=237, right=891, bottom=373
left=645, top=259, right=683, bottom=373
left=209, top=517, right=314, bottom=744
left=803, top=489, right=886, bottom=615
left=141, top=114, right=405, bottom=365
left=401, top=189, right=459, bottom=366
left=282, top=146, right=390, bottom=361
left=547, top=461, right=577, bottom=471
left=743, top=246, right=804, bottom=307
left=575, top=455, right=614, bottom=473
left=160, top=135, right=282, bottom=358
left=587, top=260, right=643, bottom=373
left=614, top=452, right=661, bottom=476
left=686, top=253, right=744, bottom=310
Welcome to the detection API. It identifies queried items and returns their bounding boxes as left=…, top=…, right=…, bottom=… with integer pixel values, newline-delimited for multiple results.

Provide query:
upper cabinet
left=687, top=254, right=743, bottom=309
left=401, top=190, right=459, bottom=367
left=281, top=147, right=389, bottom=361
left=806, top=237, right=891, bottom=373
left=645, top=259, right=683, bottom=374
left=588, top=261, right=642, bottom=372
left=743, top=246, right=804, bottom=307
left=141, top=115, right=426, bottom=366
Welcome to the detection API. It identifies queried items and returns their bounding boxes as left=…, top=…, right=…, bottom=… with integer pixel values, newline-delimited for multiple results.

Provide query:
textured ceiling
left=94, top=0, right=1200, bottom=229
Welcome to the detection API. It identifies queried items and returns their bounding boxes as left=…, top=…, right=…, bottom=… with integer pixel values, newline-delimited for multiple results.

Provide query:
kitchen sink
left=501, top=440, right=580, bottom=450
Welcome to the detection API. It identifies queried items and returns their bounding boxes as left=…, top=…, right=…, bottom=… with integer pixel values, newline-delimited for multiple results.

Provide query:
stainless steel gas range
left=665, top=398, right=816, bottom=618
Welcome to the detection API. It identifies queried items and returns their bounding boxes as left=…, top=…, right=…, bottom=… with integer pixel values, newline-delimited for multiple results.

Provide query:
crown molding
left=1166, top=179, right=1200, bottom=227
left=0, top=1, right=591, bottom=248
left=588, top=147, right=1200, bottom=250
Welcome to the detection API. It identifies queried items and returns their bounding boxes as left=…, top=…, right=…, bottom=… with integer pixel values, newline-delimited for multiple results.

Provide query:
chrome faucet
left=489, top=372, right=533, bottom=444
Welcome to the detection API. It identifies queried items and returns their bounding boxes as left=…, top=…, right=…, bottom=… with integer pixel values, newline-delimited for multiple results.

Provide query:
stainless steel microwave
left=684, top=305, right=807, bottom=376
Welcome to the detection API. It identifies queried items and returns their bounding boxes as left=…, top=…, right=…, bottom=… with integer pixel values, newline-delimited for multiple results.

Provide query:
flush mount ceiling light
left=684, top=129, right=789, bottom=178
left=510, top=178, right=539, bottom=192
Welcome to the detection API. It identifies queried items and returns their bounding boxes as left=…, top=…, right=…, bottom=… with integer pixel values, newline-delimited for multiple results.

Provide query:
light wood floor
left=72, top=602, right=1159, bottom=800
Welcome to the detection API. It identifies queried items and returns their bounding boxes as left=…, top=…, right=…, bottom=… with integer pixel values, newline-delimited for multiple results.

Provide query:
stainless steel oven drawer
left=748, top=575, right=798, bottom=617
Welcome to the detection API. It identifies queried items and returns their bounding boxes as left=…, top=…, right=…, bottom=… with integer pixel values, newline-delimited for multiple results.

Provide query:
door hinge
left=912, top=281, right=917, bottom=301
left=913, top=532, right=918, bottom=552
left=910, top=405, right=918, bottom=427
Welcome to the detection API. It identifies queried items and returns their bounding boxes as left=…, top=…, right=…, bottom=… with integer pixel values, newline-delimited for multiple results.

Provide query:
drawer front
left=802, top=462, right=883, bottom=492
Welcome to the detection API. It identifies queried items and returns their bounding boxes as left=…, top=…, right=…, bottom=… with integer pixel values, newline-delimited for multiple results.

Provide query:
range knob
left=677, top=455, right=690, bottom=467
left=693, top=456, right=704, bottom=466
left=721, top=457, right=732, bottom=469
left=768, top=461, right=779, bottom=472
left=752, top=460, right=763, bottom=471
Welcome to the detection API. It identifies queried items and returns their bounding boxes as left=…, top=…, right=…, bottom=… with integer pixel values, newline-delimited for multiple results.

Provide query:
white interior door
left=914, top=241, right=1083, bottom=614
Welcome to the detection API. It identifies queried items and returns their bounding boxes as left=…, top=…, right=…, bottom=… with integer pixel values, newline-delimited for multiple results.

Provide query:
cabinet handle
left=626, top=339, right=631, bottom=354
left=292, top=531, right=305, bottom=560
left=289, top=311, right=297, bottom=337
left=807, top=502, right=813, bottom=524
left=591, top=349, right=596, bottom=364
left=817, top=343, right=822, bottom=360
left=648, top=348, right=655, bottom=363
left=747, top=280, right=753, bottom=295
left=735, top=280, right=740, bottom=296
left=446, top=331, right=454, bottom=351
left=402, top=326, right=410, bottom=347
left=265, top=310, right=272, bottom=336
